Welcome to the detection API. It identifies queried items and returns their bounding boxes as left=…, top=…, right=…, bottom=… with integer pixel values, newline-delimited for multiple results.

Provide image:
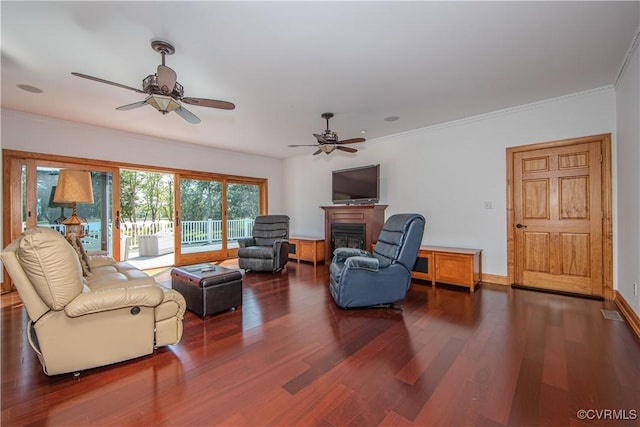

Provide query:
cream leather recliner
left=0, top=227, right=186, bottom=376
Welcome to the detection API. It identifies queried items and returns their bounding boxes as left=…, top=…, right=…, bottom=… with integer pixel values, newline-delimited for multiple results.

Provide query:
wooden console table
left=288, top=236, right=325, bottom=266
left=412, top=246, right=482, bottom=292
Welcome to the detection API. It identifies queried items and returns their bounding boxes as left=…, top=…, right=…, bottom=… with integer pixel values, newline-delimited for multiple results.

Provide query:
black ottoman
left=171, top=263, right=242, bottom=318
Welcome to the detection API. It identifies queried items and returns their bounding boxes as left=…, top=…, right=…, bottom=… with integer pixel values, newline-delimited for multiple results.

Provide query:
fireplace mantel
left=321, top=205, right=388, bottom=261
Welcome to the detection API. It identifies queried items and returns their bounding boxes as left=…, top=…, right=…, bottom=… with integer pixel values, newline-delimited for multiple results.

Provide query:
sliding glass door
left=225, top=182, right=261, bottom=257
left=116, top=171, right=266, bottom=268
left=37, top=168, right=115, bottom=253
left=174, top=176, right=265, bottom=264
left=119, top=169, right=175, bottom=268
left=175, top=175, right=225, bottom=264
left=9, top=158, right=119, bottom=259
left=3, top=150, right=267, bottom=292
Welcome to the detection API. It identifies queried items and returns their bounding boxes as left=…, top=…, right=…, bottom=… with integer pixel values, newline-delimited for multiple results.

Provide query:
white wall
left=1, top=110, right=285, bottom=214
left=1, top=85, right=625, bottom=293
left=283, top=87, right=617, bottom=278
left=615, top=41, right=640, bottom=314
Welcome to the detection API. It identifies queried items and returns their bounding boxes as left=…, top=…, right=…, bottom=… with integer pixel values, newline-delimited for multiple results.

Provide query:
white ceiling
left=2, top=1, right=638, bottom=159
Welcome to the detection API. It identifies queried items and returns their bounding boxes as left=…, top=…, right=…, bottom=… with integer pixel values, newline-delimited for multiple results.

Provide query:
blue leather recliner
left=329, top=213, right=425, bottom=309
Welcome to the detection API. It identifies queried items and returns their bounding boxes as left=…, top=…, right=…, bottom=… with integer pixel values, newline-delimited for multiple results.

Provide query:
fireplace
left=331, top=223, right=366, bottom=254
left=321, top=205, right=387, bottom=261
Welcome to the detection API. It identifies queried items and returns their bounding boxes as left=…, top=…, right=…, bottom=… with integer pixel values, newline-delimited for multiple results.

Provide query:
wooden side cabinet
left=411, top=249, right=434, bottom=282
left=288, top=236, right=325, bottom=266
left=411, top=246, right=482, bottom=292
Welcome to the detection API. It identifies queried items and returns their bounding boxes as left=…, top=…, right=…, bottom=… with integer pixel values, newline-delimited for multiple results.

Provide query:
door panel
left=524, top=232, right=549, bottom=273
left=560, top=233, right=589, bottom=276
left=524, top=179, right=549, bottom=218
left=174, top=175, right=226, bottom=265
left=514, top=141, right=602, bottom=296
left=33, top=166, right=115, bottom=254
left=12, top=162, right=118, bottom=255
left=225, top=182, right=260, bottom=257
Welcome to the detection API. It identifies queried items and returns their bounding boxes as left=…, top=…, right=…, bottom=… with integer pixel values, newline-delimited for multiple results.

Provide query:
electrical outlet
left=483, top=201, right=493, bottom=209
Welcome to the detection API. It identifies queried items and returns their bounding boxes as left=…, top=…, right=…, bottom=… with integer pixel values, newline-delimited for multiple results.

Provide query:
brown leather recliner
left=0, top=227, right=186, bottom=376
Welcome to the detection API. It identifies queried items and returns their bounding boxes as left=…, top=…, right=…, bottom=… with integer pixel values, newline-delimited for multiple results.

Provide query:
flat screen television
left=332, top=164, right=380, bottom=204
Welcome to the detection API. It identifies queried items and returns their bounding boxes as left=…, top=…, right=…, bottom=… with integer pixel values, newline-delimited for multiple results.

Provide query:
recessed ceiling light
left=361, top=130, right=367, bottom=134
left=17, top=84, right=43, bottom=94
left=384, top=116, right=399, bottom=122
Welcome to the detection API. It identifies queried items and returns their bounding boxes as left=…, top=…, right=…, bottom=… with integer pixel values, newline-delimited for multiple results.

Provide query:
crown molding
left=615, top=25, right=640, bottom=88
left=369, top=86, right=614, bottom=144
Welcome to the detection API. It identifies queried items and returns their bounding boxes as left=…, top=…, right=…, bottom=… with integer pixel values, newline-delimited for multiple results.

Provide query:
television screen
left=332, top=164, right=380, bottom=204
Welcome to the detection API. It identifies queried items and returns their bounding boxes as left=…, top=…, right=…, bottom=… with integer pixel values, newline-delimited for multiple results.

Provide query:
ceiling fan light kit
left=288, top=112, right=366, bottom=156
left=71, top=40, right=235, bottom=124
left=320, top=145, right=337, bottom=154
left=146, top=94, right=181, bottom=114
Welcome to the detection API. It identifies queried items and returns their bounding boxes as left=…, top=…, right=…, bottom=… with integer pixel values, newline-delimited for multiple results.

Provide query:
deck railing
left=35, top=218, right=255, bottom=250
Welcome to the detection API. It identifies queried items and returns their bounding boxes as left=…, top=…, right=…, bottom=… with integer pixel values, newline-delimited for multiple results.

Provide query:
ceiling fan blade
left=157, top=65, right=177, bottom=94
left=337, top=138, right=366, bottom=145
left=183, top=97, right=235, bottom=110
left=313, top=149, right=322, bottom=155
left=71, top=72, right=145, bottom=94
left=288, top=144, right=320, bottom=147
left=174, top=106, right=201, bottom=124
left=337, top=146, right=358, bottom=153
left=116, top=100, right=148, bottom=111
left=313, top=133, right=328, bottom=144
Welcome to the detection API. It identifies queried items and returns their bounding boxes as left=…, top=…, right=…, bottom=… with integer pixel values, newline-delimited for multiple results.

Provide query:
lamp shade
left=54, top=170, right=94, bottom=204
left=48, top=186, right=73, bottom=208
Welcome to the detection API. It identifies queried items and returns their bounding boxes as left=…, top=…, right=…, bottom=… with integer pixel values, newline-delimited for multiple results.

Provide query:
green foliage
left=227, top=183, right=259, bottom=219
left=120, top=170, right=174, bottom=225
left=180, top=179, right=222, bottom=221
left=120, top=170, right=139, bottom=222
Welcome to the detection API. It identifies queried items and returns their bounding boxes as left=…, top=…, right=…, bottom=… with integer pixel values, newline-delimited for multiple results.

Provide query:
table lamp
left=53, top=170, right=94, bottom=236
left=48, top=186, right=73, bottom=224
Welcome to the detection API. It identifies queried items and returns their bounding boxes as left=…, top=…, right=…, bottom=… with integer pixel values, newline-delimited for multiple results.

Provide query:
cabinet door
left=435, top=253, right=472, bottom=287
left=299, top=242, right=315, bottom=261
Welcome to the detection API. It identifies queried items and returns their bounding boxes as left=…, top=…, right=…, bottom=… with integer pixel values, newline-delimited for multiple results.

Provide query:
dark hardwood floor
left=2, top=261, right=639, bottom=426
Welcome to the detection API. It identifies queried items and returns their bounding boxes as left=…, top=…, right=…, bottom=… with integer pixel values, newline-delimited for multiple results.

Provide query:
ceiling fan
left=288, top=112, right=366, bottom=155
left=71, top=40, right=235, bottom=124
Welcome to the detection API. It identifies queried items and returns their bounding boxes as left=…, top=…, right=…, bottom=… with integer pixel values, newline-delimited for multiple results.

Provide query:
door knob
left=515, top=223, right=527, bottom=229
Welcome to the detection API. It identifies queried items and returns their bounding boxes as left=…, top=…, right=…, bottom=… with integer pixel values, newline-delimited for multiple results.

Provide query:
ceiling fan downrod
left=321, top=112, right=334, bottom=131
left=151, top=40, right=175, bottom=61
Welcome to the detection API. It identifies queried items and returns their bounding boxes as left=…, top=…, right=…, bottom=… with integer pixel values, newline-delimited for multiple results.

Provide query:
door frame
left=506, top=134, right=613, bottom=299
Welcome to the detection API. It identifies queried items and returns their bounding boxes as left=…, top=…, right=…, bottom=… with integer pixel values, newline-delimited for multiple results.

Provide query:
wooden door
left=512, top=140, right=603, bottom=297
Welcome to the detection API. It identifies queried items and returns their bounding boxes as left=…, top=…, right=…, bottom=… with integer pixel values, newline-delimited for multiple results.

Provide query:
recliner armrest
left=273, top=239, right=290, bottom=268
left=332, top=248, right=371, bottom=264
left=64, top=285, right=164, bottom=317
left=237, top=237, right=255, bottom=248
left=88, top=255, right=116, bottom=268
left=344, top=256, right=379, bottom=272
left=272, top=239, right=288, bottom=249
